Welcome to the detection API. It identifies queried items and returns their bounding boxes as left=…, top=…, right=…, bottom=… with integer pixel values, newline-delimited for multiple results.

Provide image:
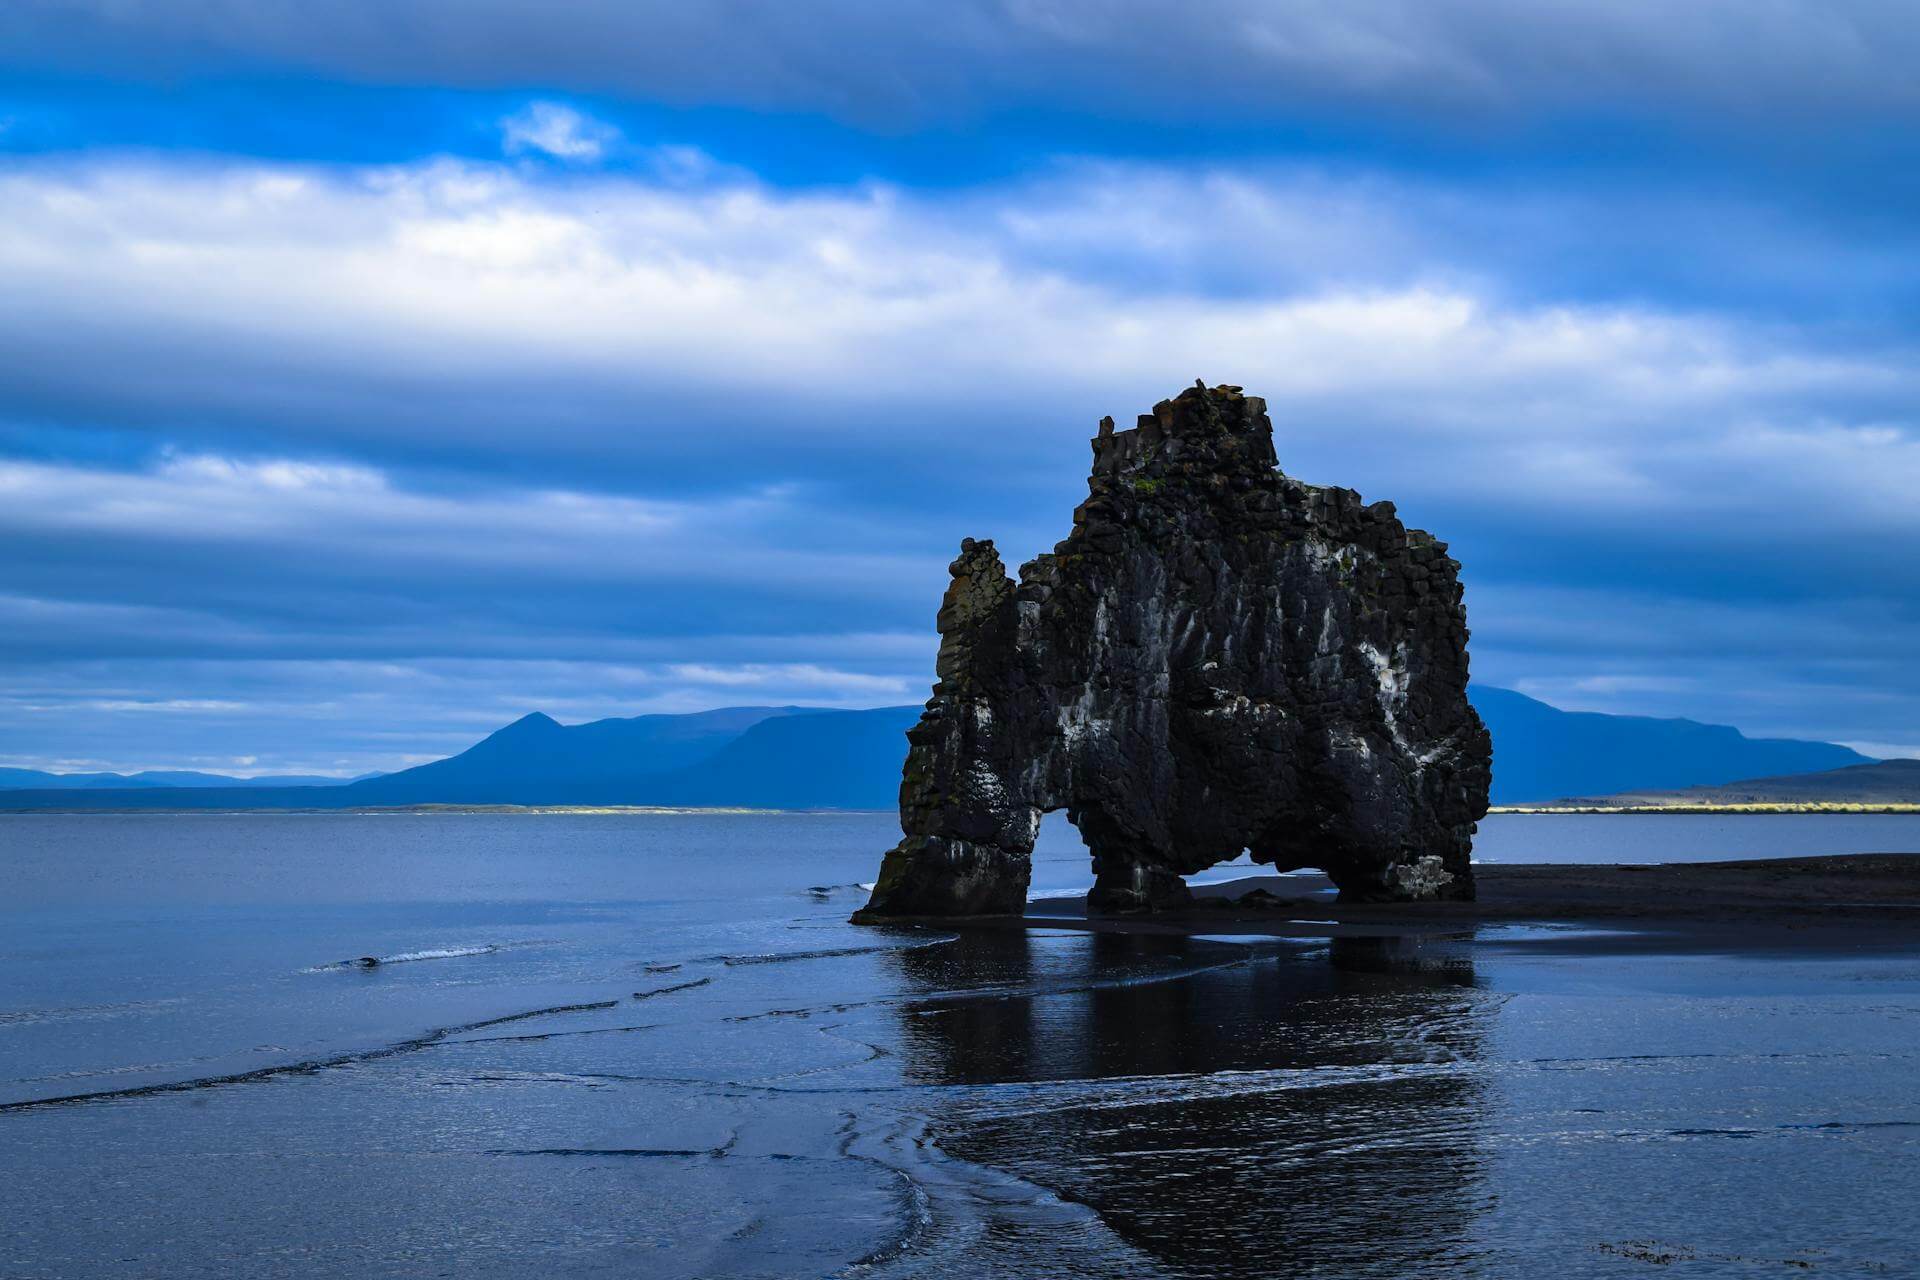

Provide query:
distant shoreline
left=1491, top=803, right=1920, bottom=815
left=0, top=804, right=874, bottom=816
left=6, top=802, right=1920, bottom=816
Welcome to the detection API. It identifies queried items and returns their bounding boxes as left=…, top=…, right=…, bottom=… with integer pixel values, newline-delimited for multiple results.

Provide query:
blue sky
left=4, top=1, right=1920, bottom=775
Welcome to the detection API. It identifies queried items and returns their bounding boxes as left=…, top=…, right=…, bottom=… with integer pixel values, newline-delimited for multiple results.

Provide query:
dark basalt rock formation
left=853, top=383, right=1491, bottom=921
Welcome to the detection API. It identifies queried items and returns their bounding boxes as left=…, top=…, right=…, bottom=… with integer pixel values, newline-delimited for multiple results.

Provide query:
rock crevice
left=855, top=383, right=1490, bottom=920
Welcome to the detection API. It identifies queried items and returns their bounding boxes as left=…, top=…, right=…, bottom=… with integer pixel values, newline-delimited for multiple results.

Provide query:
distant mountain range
left=0, top=687, right=1891, bottom=811
left=1465, top=687, right=1871, bottom=805
left=345, top=706, right=816, bottom=805
left=0, top=705, right=924, bottom=811
left=341, top=704, right=917, bottom=808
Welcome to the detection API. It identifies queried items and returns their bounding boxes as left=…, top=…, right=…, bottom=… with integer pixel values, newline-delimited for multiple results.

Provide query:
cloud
left=1468, top=581, right=1920, bottom=754
left=0, top=439, right=942, bottom=770
left=9, top=1, right=1920, bottom=130
left=665, top=663, right=914, bottom=696
left=0, top=652, right=933, bottom=775
left=3, top=144, right=1920, bottom=768
left=75, top=698, right=250, bottom=712
left=1, top=151, right=1914, bottom=568
left=499, top=100, right=617, bottom=161
left=0, top=449, right=943, bottom=649
left=2, top=154, right=1908, bottom=475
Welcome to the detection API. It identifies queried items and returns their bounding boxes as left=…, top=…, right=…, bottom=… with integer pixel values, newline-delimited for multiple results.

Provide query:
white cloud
left=4, top=147, right=1920, bottom=766
left=0, top=154, right=1906, bottom=462
left=0, top=151, right=1913, bottom=567
left=77, top=698, right=250, bottom=712
left=0, top=450, right=930, bottom=597
left=666, top=662, right=914, bottom=697
left=499, top=100, right=618, bottom=161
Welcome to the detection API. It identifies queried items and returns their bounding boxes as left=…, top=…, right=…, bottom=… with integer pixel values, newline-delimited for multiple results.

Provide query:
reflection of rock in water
left=884, top=930, right=1493, bottom=1278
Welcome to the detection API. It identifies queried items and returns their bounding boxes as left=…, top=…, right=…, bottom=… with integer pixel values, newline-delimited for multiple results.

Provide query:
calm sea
left=4, top=812, right=1920, bottom=1277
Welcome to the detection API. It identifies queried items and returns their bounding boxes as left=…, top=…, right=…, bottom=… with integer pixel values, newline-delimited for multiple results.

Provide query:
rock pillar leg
left=1077, top=806, right=1193, bottom=914
left=1087, top=861, right=1193, bottom=914
left=853, top=540, right=1038, bottom=921
left=854, top=830, right=1034, bottom=921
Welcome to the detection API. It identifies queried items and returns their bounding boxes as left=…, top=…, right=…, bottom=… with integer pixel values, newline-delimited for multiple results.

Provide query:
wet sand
left=1021, top=853, right=1920, bottom=953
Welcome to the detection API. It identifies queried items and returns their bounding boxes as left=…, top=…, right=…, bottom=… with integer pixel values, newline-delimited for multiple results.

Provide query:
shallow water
left=4, top=812, right=1920, bottom=1277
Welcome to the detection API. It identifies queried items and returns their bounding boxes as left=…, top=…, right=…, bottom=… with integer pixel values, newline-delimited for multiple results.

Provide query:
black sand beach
left=1023, top=853, right=1920, bottom=952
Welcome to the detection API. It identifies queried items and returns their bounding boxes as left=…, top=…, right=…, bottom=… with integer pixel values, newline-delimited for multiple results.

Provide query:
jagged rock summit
left=854, top=383, right=1491, bottom=921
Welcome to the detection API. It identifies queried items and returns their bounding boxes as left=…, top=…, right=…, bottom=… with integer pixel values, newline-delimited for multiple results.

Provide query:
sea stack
left=854, top=383, right=1491, bottom=920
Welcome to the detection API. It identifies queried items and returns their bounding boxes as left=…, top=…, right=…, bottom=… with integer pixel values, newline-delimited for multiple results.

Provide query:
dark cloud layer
left=12, top=1, right=1920, bottom=125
